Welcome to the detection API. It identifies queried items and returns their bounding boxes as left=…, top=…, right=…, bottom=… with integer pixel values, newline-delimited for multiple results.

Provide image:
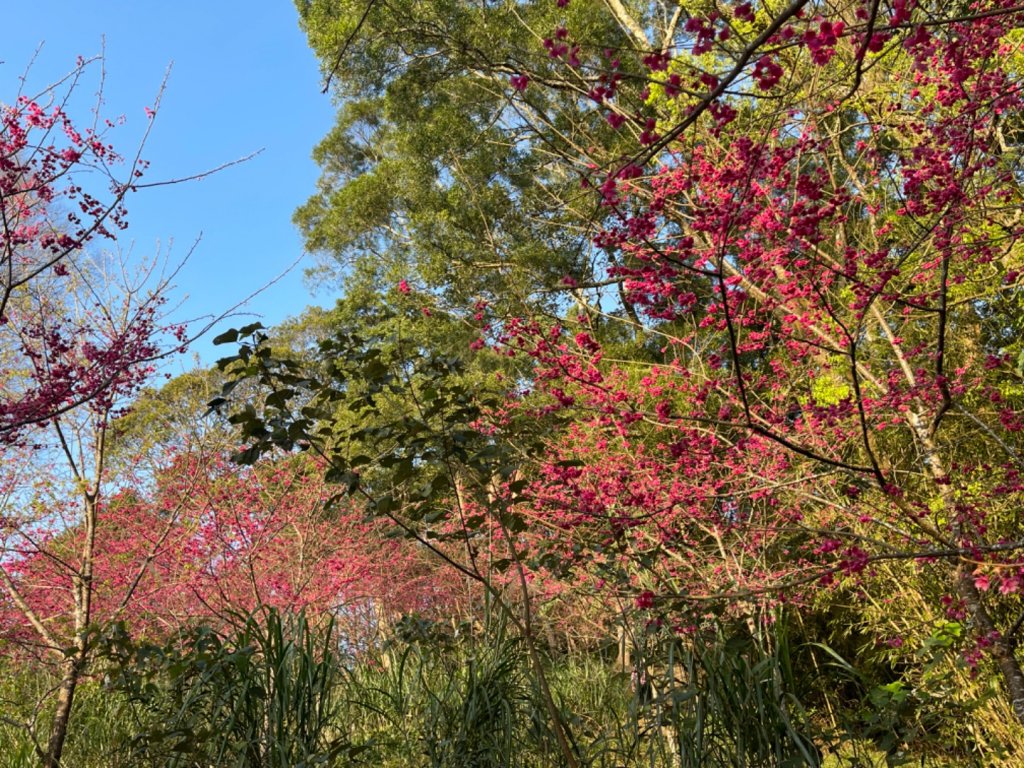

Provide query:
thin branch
left=321, top=0, right=380, bottom=94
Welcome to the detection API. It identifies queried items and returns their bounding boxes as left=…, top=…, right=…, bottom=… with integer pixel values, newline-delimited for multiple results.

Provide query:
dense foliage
left=4, top=1, right=1024, bottom=766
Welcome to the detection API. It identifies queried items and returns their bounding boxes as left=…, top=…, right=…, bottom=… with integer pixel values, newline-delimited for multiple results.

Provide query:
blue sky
left=1, top=1, right=337, bottom=366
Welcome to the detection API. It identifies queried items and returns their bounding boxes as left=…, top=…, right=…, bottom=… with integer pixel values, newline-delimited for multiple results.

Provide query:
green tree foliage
left=294, top=0, right=646, bottom=318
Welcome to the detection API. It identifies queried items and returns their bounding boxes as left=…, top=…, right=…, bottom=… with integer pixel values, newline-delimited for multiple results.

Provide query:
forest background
left=2, top=1, right=1024, bottom=767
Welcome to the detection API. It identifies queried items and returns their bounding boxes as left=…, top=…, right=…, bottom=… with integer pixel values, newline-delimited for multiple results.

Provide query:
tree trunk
left=956, top=567, right=1024, bottom=723
left=44, top=651, right=84, bottom=768
left=908, top=410, right=1024, bottom=725
left=44, top=482, right=100, bottom=767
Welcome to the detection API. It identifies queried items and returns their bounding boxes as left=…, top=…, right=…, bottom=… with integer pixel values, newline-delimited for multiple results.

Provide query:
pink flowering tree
left=1, top=453, right=465, bottom=653
left=0, top=57, right=188, bottom=766
left=467, top=0, right=1024, bottom=726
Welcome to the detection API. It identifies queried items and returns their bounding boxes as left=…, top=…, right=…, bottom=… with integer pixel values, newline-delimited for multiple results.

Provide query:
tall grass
left=335, top=620, right=533, bottom=767
left=5, top=607, right=1015, bottom=767
left=324, top=614, right=820, bottom=767
left=664, top=621, right=821, bottom=768
left=100, top=610, right=357, bottom=767
left=0, top=665, right=137, bottom=768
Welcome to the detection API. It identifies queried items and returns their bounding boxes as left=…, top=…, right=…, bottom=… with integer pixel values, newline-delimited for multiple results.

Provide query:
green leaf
left=237, top=322, right=266, bottom=336
left=265, top=388, right=296, bottom=409
left=212, top=328, right=240, bottom=345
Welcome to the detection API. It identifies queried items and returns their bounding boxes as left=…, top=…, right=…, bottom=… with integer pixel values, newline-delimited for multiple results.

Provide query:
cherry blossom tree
left=0, top=57, right=183, bottom=766
left=476, top=0, right=1024, bottom=725
left=1, top=453, right=464, bottom=651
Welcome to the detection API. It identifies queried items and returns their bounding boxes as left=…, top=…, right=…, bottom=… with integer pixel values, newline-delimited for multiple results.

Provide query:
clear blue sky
left=1, top=1, right=336, bottom=366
